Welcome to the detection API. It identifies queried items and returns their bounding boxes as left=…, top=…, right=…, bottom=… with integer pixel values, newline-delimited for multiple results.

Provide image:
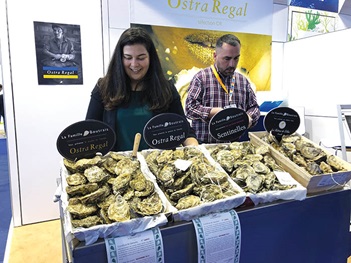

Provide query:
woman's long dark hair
left=99, top=27, right=172, bottom=112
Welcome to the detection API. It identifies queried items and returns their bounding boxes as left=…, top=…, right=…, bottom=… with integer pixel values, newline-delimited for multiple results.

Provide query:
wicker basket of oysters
left=141, top=146, right=247, bottom=221
left=60, top=150, right=171, bottom=245
left=203, top=141, right=307, bottom=205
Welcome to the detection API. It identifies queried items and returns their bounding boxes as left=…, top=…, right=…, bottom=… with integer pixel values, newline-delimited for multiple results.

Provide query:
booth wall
left=2, top=0, right=104, bottom=225
left=283, top=28, right=351, bottom=157
left=1, top=0, right=351, bottom=226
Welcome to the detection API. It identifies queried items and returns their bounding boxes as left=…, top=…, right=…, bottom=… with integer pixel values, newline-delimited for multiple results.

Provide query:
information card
left=105, top=228, right=164, bottom=263
left=192, top=210, right=241, bottom=263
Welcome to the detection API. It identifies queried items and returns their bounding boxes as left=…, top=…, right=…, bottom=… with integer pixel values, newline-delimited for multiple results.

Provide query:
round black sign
left=264, top=107, right=300, bottom=138
left=143, top=113, right=189, bottom=150
left=56, top=120, right=116, bottom=161
left=209, top=108, right=249, bottom=142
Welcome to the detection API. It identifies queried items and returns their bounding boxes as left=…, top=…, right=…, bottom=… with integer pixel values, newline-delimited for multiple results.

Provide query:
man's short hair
left=52, top=24, right=64, bottom=31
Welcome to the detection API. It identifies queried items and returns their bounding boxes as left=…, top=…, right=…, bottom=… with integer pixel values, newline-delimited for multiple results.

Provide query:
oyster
left=75, top=156, right=104, bottom=171
left=263, top=155, right=282, bottom=171
left=306, top=162, right=323, bottom=175
left=157, top=163, right=176, bottom=186
left=67, top=203, right=98, bottom=218
left=129, top=172, right=147, bottom=191
left=84, top=166, right=109, bottom=183
left=66, top=173, right=87, bottom=186
left=113, top=173, right=132, bottom=193
left=216, top=149, right=235, bottom=173
left=72, top=215, right=102, bottom=228
left=200, top=184, right=223, bottom=202
left=244, top=153, right=263, bottom=162
left=108, top=195, right=131, bottom=222
left=134, top=180, right=155, bottom=197
left=97, top=194, right=116, bottom=210
left=63, top=158, right=78, bottom=173
left=79, top=184, right=110, bottom=205
left=66, top=183, right=99, bottom=196
left=292, top=154, right=308, bottom=167
left=252, top=161, right=270, bottom=174
left=254, top=145, right=270, bottom=155
left=300, top=146, right=322, bottom=159
left=245, top=174, right=264, bottom=193
left=173, top=148, right=185, bottom=159
left=145, top=150, right=160, bottom=164
left=176, top=195, right=201, bottom=210
left=109, top=152, right=128, bottom=161
left=130, top=192, right=163, bottom=216
left=102, top=157, right=119, bottom=174
left=156, top=149, right=174, bottom=164
left=115, top=157, right=139, bottom=175
left=327, top=155, right=345, bottom=171
left=190, top=162, right=214, bottom=185
left=201, top=170, right=228, bottom=185
left=184, top=146, right=204, bottom=159
left=173, top=172, right=191, bottom=189
left=170, top=183, right=195, bottom=201
left=319, top=161, right=333, bottom=174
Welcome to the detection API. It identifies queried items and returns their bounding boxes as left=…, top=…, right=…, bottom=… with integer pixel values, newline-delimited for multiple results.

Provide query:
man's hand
left=209, top=107, right=223, bottom=119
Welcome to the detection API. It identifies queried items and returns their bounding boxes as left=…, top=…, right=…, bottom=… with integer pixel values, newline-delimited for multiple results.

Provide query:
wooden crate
left=249, top=131, right=351, bottom=194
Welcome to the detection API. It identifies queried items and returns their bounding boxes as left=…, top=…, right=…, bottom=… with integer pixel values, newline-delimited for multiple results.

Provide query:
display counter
left=61, top=189, right=351, bottom=263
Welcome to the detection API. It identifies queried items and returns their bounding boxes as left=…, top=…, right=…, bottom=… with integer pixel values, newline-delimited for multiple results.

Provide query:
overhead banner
left=130, top=0, right=273, bottom=35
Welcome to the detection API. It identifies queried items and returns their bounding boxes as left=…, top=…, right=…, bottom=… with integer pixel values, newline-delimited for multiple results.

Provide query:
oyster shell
left=157, top=163, right=176, bottom=186
left=319, top=161, right=333, bottom=174
left=72, top=215, right=102, bottom=228
left=84, top=166, right=109, bottom=183
left=176, top=195, right=201, bottom=210
left=67, top=202, right=98, bottom=218
left=115, top=157, right=140, bottom=175
left=200, top=184, right=223, bottom=202
left=327, top=155, right=346, bottom=171
left=66, top=173, right=87, bottom=186
left=305, top=162, right=323, bottom=175
left=134, top=180, right=155, bottom=197
left=130, top=192, right=163, bottom=216
left=170, top=183, right=195, bottom=201
left=108, top=195, right=131, bottom=222
left=113, top=173, right=132, bottom=193
left=216, top=150, right=235, bottom=173
left=66, top=183, right=99, bottom=196
left=245, top=174, right=264, bottom=193
left=79, top=184, right=111, bottom=205
left=75, top=156, right=104, bottom=171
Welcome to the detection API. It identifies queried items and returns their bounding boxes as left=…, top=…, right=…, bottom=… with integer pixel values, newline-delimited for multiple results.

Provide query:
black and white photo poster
left=34, top=21, right=83, bottom=85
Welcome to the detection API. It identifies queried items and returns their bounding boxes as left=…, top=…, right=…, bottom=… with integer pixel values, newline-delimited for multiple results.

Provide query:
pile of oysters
left=63, top=152, right=164, bottom=228
left=143, top=147, right=240, bottom=210
left=260, top=133, right=348, bottom=175
left=206, top=142, right=296, bottom=194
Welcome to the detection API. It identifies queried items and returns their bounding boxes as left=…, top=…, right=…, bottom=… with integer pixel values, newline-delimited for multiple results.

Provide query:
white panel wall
left=283, top=28, right=351, bottom=160
left=283, top=29, right=351, bottom=117
left=3, top=0, right=104, bottom=225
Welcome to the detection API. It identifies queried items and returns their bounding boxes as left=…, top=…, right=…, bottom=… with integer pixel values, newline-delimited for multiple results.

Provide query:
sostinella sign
left=143, top=113, right=189, bottom=149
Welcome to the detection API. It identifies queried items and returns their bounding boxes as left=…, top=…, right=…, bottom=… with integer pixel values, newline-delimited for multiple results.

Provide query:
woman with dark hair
left=86, top=27, right=198, bottom=151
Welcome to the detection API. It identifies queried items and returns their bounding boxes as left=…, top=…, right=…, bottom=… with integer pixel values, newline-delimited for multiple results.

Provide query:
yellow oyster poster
left=130, top=0, right=273, bottom=95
